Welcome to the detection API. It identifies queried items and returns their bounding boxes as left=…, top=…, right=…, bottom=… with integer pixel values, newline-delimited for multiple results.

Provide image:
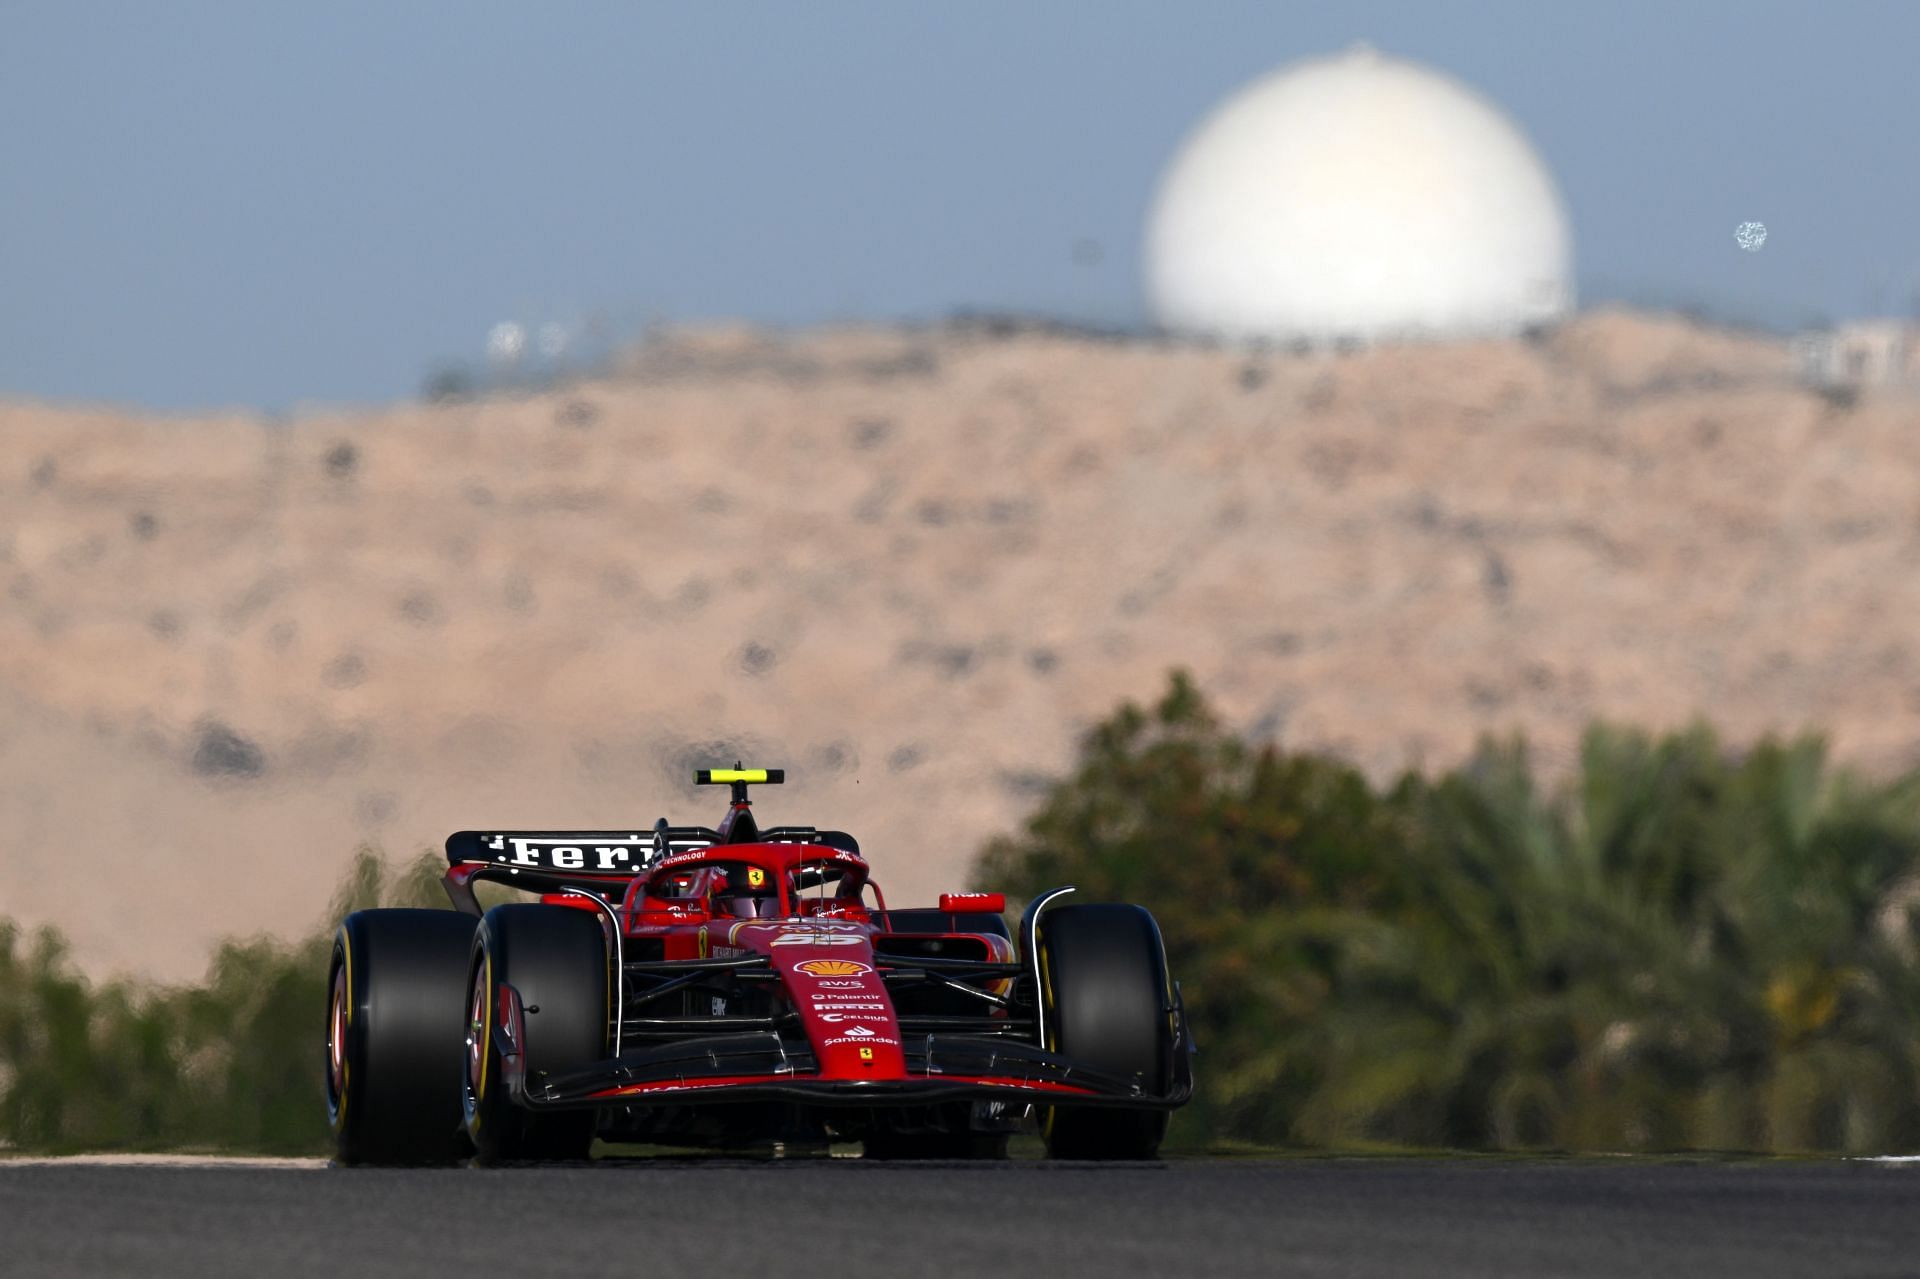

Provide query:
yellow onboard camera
left=694, top=768, right=784, bottom=785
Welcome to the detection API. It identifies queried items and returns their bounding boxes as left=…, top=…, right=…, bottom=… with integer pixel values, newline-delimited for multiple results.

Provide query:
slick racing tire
left=327, top=909, right=480, bottom=1166
left=1036, top=902, right=1174, bottom=1160
left=464, top=904, right=609, bottom=1163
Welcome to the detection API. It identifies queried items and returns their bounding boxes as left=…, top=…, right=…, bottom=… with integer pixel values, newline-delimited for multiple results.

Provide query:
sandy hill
left=3, top=310, right=1917, bottom=981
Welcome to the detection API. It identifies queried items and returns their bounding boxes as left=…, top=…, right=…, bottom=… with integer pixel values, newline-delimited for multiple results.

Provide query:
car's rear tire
left=326, top=909, right=479, bottom=1166
left=464, top=904, right=608, bottom=1163
left=1036, top=902, right=1174, bottom=1160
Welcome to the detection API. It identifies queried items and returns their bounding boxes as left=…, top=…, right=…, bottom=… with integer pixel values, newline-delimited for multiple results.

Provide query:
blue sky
left=2, top=1, right=1915, bottom=409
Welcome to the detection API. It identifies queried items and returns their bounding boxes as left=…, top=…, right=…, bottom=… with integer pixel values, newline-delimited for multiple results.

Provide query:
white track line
left=0, top=1154, right=326, bottom=1169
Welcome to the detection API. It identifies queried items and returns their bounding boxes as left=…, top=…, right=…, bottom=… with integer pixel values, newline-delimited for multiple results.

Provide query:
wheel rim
left=326, top=959, right=349, bottom=1120
left=466, top=962, right=488, bottom=1102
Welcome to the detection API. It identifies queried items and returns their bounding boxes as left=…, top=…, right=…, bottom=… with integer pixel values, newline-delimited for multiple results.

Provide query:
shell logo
left=796, top=959, right=872, bottom=978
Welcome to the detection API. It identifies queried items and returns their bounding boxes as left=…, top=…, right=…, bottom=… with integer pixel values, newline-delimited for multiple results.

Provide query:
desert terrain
left=3, top=309, right=1917, bottom=981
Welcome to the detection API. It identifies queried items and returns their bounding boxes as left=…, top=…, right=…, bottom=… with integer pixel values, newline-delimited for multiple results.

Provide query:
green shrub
left=979, top=672, right=1920, bottom=1154
left=0, top=848, right=445, bottom=1154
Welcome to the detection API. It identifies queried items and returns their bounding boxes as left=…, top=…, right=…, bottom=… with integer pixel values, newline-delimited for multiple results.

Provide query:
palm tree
left=980, top=673, right=1920, bottom=1153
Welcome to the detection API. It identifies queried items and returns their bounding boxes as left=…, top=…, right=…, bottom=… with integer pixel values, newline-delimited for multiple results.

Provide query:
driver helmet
left=715, top=864, right=781, bottom=919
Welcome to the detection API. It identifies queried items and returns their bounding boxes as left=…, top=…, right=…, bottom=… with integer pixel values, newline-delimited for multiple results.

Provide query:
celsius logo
left=795, top=959, right=873, bottom=978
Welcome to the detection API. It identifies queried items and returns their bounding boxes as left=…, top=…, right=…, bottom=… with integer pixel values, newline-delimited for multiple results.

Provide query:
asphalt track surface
left=4, top=1155, right=1918, bottom=1278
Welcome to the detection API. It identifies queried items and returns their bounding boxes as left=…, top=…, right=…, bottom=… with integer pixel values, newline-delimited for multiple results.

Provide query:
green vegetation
left=7, top=673, right=1920, bottom=1154
left=0, top=850, right=447, bottom=1154
left=979, top=672, right=1920, bottom=1153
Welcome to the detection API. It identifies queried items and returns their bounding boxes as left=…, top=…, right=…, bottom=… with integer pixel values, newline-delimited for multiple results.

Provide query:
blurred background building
left=1792, top=321, right=1920, bottom=390
left=1145, top=45, right=1572, bottom=346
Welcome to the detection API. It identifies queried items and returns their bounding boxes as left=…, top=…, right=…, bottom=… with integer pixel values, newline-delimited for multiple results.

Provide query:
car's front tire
left=326, top=909, right=479, bottom=1165
left=1035, top=902, right=1175, bottom=1160
left=463, top=904, right=609, bottom=1163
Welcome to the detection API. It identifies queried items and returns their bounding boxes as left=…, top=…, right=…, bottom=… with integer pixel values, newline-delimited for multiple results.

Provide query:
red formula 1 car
left=325, top=768, right=1193, bottom=1164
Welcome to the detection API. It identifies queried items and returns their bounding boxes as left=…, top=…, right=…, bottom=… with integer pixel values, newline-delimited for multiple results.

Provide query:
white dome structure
left=1145, top=45, right=1573, bottom=345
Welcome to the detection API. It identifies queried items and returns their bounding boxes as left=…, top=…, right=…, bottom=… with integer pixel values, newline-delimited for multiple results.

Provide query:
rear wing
left=759, top=826, right=861, bottom=855
left=442, top=825, right=719, bottom=914
left=441, top=823, right=864, bottom=915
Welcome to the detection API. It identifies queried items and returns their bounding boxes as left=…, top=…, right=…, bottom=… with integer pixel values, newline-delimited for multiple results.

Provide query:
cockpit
left=641, top=852, right=881, bottom=921
left=710, top=864, right=783, bottom=919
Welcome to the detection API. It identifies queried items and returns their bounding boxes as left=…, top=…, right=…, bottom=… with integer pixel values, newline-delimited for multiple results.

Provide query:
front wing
left=516, top=1032, right=1195, bottom=1111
